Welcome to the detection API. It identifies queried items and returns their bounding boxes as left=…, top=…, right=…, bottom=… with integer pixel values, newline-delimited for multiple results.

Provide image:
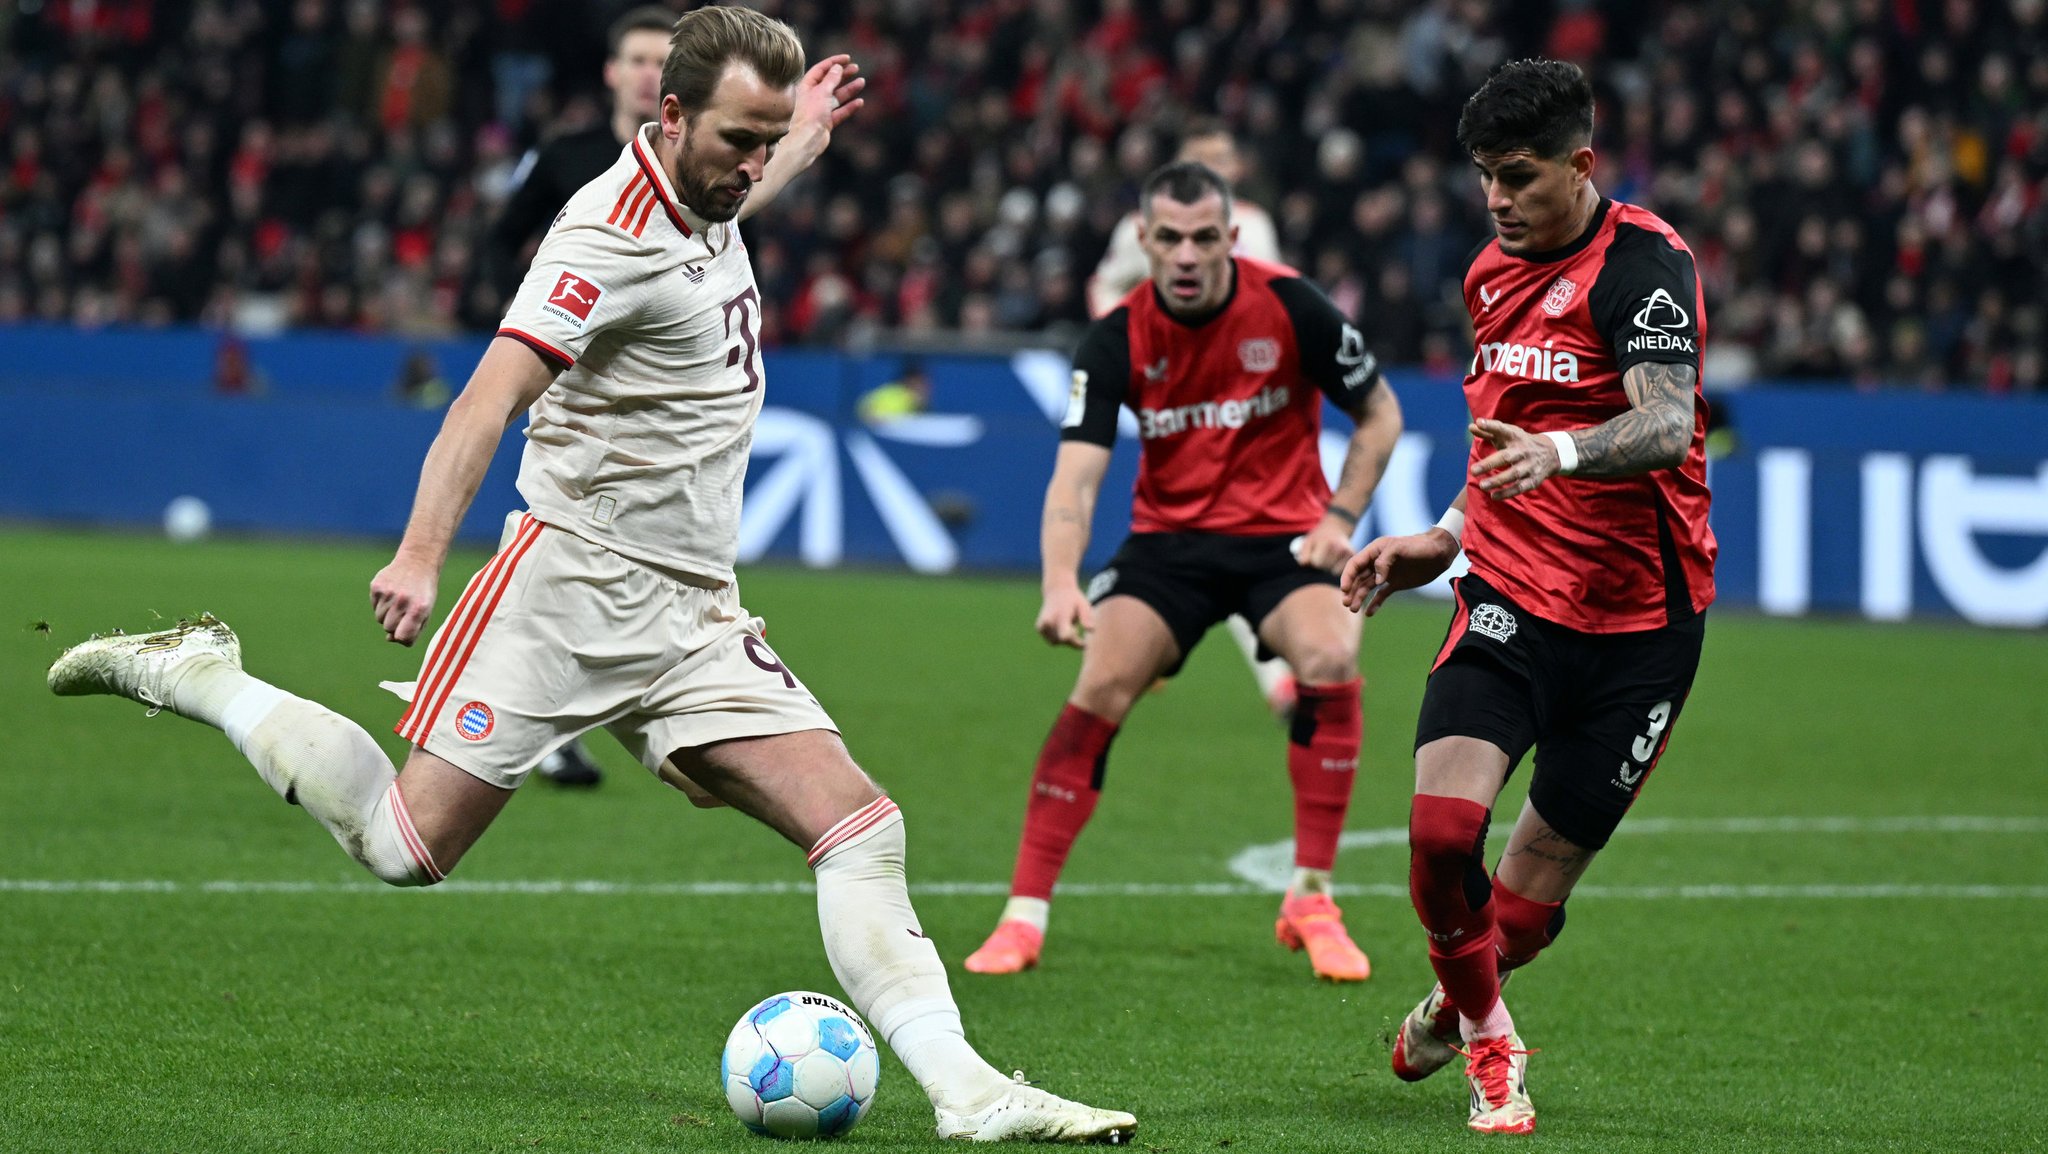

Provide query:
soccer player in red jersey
left=1341, top=60, right=1716, bottom=1135
left=965, top=160, right=1405, bottom=982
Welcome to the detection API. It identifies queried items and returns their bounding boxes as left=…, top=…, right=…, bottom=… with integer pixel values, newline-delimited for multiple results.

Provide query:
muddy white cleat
left=934, top=1073, right=1137, bottom=1144
left=46, top=614, right=241, bottom=714
left=1391, top=981, right=1462, bottom=1081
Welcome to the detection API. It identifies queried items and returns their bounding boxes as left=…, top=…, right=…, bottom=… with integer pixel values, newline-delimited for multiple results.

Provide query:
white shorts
left=392, top=513, right=838, bottom=790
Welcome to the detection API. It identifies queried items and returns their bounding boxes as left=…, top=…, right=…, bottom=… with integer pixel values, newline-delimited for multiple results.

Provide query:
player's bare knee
left=1288, top=643, right=1359, bottom=686
left=1068, top=677, right=1143, bottom=723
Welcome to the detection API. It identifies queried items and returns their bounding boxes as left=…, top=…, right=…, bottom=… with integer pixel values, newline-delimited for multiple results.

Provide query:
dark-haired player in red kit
left=965, top=160, right=1404, bottom=982
left=1342, top=59, right=1715, bottom=1134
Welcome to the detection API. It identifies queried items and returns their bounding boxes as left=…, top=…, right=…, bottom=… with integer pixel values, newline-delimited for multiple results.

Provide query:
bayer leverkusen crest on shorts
left=542, top=271, right=604, bottom=328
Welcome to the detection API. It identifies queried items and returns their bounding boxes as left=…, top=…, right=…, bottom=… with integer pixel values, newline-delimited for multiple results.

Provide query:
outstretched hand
left=1469, top=418, right=1564, bottom=500
left=793, top=54, right=865, bottom=144
left=1339, top=530, right=1460, bottom=617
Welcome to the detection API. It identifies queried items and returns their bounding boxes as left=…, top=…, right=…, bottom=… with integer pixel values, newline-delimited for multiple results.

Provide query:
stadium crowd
left=1, top=0, right=2044, bottom=392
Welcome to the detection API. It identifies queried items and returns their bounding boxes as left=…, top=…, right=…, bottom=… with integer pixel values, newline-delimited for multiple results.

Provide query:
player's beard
left=675, top=125, right=750, bottom=223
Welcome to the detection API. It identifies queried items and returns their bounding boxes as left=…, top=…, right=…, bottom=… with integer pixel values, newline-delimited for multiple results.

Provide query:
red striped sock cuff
left=806, top=796, right=901, bottom=869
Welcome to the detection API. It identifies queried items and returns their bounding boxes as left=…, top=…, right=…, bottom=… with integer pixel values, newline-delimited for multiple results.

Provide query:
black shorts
left=1415, top=573, right=1705, bottom=850
left=1087, top=531, right=1334, bottom=676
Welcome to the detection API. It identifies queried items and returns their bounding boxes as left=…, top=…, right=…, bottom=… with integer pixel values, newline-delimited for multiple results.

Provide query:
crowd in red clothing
left=1, top=0, right=2043, bottom=392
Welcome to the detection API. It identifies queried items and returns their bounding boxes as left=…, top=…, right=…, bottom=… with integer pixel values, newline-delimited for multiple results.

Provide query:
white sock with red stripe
left=811, top=797, right=1010, bottom=1116
left=209, top=678, right=440, bottom=887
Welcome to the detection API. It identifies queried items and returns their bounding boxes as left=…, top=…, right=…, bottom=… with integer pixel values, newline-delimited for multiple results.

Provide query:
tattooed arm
left=1468, top=360, right=1696, bottom=499
left=1566, top=361, right=1695, bottom=477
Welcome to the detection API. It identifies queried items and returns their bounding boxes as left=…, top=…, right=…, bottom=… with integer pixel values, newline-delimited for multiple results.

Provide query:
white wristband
left=1544, top=430, right=1580, bottom=476
left=1433, top=507, right=1465, bottom=543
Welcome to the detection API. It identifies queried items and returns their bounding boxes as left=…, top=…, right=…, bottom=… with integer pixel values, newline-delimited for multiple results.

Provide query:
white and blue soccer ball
left=720, top=991, right=880, bottom=1139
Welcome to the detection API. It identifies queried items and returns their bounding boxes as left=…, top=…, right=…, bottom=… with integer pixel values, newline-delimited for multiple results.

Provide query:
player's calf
left=1492, top=877, right=1566, bottom=972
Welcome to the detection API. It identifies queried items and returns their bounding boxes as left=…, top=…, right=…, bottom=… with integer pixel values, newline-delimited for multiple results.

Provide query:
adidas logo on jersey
left=1476, top=340, right=1581, bottom=383
left=1138, top=384, right=1291, bottom=439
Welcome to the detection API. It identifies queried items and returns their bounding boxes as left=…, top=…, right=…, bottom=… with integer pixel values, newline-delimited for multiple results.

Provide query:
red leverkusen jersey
left=1061, top=258, right=1384, bottom=534
left=1461, top=198, right=1717, bottom=633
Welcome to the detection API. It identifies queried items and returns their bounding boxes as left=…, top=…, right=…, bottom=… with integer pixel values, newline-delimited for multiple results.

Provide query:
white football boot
left=1390, top=981, right=1462, bottom=1081
left=933, top=1073, right=1137, bottom=1143
left=46, top=613, right=241, bottom=714
left=1461, top=1032, right=1536, bottom=1135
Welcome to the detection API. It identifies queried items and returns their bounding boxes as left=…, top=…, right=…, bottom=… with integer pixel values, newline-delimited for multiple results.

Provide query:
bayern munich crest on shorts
left=1469, top=603, right=1518, bottom=643
left=1541, top=276, right=1579, bottom=317
left=454, top=701, right=495, bottom=741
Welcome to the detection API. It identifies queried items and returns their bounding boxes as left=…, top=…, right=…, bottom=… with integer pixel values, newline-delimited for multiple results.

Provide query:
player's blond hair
left=661, top=5, right=806, bottom=113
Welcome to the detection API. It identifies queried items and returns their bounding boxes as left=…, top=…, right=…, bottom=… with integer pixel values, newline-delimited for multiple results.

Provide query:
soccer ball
left=720, top=991, right=880, bottom=1138
left=163, top=495, right=212, bottom=543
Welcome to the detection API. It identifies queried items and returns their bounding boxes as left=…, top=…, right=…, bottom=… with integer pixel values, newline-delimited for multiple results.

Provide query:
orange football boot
left=1274, top=889, right=1371, bottom=981
left=963, top=919, right=1044, bottom=974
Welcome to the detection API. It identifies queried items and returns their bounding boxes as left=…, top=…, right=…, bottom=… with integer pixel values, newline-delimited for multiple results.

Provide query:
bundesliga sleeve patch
left=541, top=271, right=605, bottom=329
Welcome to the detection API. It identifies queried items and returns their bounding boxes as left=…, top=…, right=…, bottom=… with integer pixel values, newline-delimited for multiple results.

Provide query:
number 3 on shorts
left=1630, top=700, right=1672, bottom=762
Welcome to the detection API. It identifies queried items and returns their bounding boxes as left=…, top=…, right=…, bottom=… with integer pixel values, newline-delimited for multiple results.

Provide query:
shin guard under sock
left=1007, top=704, right=1118, bottom=901
left=1286, top=679, right=1362, bottom=872
left=1409, top=794, right=1501, bottom=1022
left=1492, top=875, right=1566, bottom=973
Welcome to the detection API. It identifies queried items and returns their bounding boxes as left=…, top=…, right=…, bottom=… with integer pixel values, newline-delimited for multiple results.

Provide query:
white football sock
left=1460, top=995, right=1516, bottom=1043
left=200, top=676, right=440, bottom=887
left=811, top=799, right=1010, bottom=1115
left=1290, top=867, right=1333, bottom=896
left=999, top=895, right=1050, bottom=933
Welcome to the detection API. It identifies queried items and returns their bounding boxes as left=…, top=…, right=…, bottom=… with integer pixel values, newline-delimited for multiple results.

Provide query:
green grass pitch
left=4, top=527, right=2044, bottom=1152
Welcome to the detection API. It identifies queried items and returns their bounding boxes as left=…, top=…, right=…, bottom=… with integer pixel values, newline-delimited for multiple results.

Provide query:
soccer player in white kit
left=48, top=7, right=1135, bottom=1143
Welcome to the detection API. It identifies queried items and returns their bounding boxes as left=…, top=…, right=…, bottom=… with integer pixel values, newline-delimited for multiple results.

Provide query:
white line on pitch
left=0, top=879, right=2043, bottom=899
left=1227, top=814, right=2048, bottom=890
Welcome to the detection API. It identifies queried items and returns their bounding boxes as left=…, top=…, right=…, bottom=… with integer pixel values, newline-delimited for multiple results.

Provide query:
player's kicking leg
left=1254, top=585, right=1372, bottom=982
left=671, top=729, right=1137, bottom=1143
left=46, top=615, right=509, bottom=885
left=963, top=596, right=1177, bottom=976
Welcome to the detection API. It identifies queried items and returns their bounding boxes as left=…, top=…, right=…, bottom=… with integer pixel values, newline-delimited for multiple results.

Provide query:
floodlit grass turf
left=3, top=527, right=2045, bottom=1152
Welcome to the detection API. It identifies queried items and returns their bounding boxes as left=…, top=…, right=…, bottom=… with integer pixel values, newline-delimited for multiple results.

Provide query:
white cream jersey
left=1086, top=199, right=1280, bottom=317
left=498, top=125, right=766, bottom=584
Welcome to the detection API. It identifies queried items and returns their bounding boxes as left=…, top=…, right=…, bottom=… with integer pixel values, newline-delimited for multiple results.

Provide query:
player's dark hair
left=1456, top=58, right=1595, bottom=160
left=661, top=5, right=806, bottom=113
left=1140, top=160, right=1232, bottom=220
left=608, top=6, right=676, bottom=58
left=1178, top=117, right=1232, bottom=147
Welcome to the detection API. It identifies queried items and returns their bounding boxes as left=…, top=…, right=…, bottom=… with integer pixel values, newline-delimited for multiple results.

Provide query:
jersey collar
left=1151, top=259, right=1239, bottom=328
left=1501, top=197, right=1610, bottom=265
left=630, top=125, right=699, bottom=239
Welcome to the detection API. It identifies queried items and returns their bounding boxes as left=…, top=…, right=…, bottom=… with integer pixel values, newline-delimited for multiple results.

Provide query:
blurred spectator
left=0, top=0, right=2041, bottom=392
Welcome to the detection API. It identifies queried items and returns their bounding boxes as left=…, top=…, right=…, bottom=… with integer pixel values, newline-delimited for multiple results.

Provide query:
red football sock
left=1007, top=704, right=1119, bottom=901
left=1409, top=794, right=1500, bottom=1022
left=1492, top=875, right=1566, bottom=973
left=1287, top=678, right=1363, bottom=871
